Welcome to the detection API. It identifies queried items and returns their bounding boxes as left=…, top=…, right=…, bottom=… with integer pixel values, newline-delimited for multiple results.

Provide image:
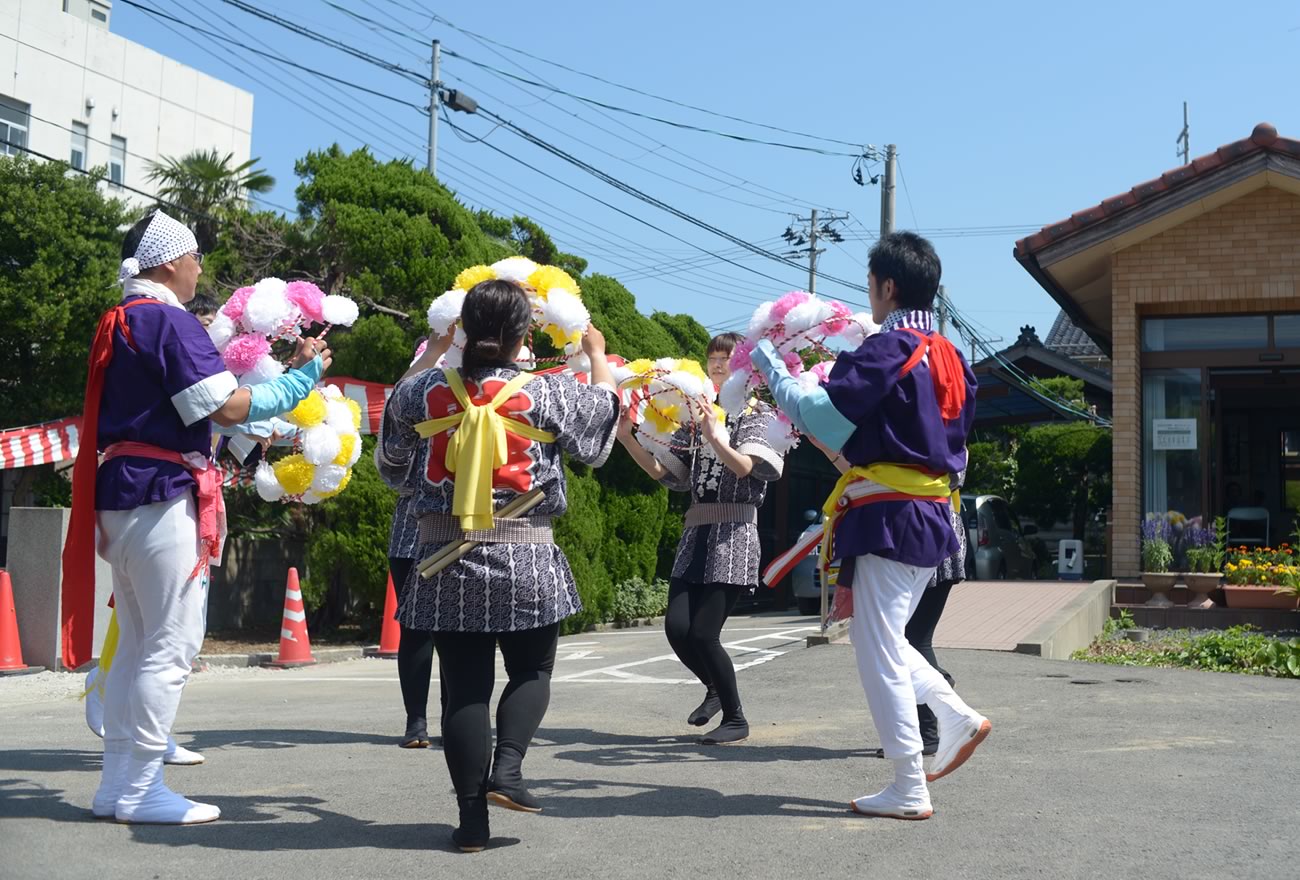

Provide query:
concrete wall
left=1110, top=185, right=1300, bottom=577
left=0, top=0, right=253, bottom=204
left=5, top=506, right=113, bottom=670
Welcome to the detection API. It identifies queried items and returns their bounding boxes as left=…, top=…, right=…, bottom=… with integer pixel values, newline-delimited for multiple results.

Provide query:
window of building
left=70, top=121, right=88, bottom=171
left=1142, top=316, right=1268, bottom=352
left=109, top=135, right=126, bottom=188
left=1143, top=368, right=1202, bottom=525
left=0, top=95, right=31, bottom=157
left=1271, top=314, right=1300, bottom=348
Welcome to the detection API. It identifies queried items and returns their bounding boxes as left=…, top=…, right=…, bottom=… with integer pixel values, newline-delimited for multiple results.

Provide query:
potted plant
left=1222, top=544, right=1300, bottom=610
left=1183, top=518, right=1225, bottom=609
left=1140, top=517, right=1176, bottom=607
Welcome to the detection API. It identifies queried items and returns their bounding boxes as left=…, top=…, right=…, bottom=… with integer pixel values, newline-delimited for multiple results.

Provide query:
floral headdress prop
left=611, top=357, right=719, bottom=454
left=252, top=384, right=363, bottom=505
left=207, top=278, right=362, bottom=505
left=426, top=257, right=590, bottom=373
left=720, top=290, right=877, bottom=454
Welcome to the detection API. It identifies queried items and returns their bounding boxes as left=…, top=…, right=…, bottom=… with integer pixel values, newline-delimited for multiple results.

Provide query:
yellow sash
left=414, top=370, right=556, bottom=532
left=820, top=463, right=957, bottom=569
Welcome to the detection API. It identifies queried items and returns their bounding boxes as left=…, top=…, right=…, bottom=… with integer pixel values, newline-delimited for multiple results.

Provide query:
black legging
left=665, top=579, right=744, bottom=718
left=434, top=623, right=559, bottom=801
left=388, top=557, right=446, bottom=731
left=905, top=580, right=956, bottom=749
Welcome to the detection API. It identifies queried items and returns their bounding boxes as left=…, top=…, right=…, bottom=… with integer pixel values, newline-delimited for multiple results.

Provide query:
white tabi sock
left=114, top=751, right=220, bottom=825
left=91, top=739, right=130, bottom=818
left=850, top=753, right=933, bottom=820
left=164, top=737, right=205, bottom=766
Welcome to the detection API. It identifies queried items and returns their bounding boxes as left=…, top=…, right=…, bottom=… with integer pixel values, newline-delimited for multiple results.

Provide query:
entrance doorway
left=1210, top=369, right=1300, bottom=547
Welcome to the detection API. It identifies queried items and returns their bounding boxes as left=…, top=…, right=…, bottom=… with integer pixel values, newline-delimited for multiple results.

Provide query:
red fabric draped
left=59, top=299, right=156, bottom=669
left=897, top=327, right=967, bottom=423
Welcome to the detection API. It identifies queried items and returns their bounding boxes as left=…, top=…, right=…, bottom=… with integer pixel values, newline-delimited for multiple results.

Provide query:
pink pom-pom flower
left=729, top=339, right=755, bottom=373
left=769, top=290, right=812, bottom=324
left=222, top=333, right=271, bottom=375
left=782, top=350, right=804, bottom=377
left=823, top=300, right=854, bottom=336
left=222, top=286, right=255, bottom=322
left=809, top=360, right=834, bottom=384
left=285, top=280, right=325, bottom=323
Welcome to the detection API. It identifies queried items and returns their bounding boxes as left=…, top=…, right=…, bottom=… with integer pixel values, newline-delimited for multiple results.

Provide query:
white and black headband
left=118, top=210, right=198, bottom=283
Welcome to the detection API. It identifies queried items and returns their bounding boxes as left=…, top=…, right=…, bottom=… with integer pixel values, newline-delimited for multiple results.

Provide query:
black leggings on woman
left=905, top=580, right=956, bottom=751
left=434, top=623, right=560, bottom=801
left=665, top=579, right=744, bottom=719
left=388, top=558, right=446, bottom=734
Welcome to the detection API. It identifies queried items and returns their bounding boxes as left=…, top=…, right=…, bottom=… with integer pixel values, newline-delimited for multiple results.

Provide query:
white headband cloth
left=118, top=210, right=199, bottom=282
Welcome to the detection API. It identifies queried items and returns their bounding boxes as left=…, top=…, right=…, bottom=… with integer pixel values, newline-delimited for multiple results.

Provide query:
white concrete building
left=0, top=0, right=253, bottom=202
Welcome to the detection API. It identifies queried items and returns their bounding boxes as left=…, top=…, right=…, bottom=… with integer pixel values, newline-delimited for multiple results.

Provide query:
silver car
left=968, top=494, right=1038, bottom=580
left=790, top=512, right=841, bottom=616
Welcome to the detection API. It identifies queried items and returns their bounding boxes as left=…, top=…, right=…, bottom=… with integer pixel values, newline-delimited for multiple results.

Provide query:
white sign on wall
left=1152, top=418, right=1197, bottom=451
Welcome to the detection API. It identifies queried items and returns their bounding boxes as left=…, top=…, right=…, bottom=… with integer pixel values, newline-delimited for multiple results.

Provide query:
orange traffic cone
left=1, top=570, right=40, bottom=676
left=263, top=568, right=317, bottom=668
left=365, top=573, right=401, bottom=659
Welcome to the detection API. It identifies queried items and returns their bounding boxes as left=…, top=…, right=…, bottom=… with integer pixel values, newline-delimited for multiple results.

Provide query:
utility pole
left=1176, top=102, right=1190, bottom=166
left=880, top=143, right=897, bottom=236
left=781, top=210, right=848, bottom=294
left=427, top=39, right=441, bottom=176
left=806, top=208, right=819, bottom=295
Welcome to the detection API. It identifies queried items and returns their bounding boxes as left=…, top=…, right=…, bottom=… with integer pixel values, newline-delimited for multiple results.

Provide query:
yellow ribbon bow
left=819, top=463, right=957, bottom=570
left=414, top=369, right=555, bottom=532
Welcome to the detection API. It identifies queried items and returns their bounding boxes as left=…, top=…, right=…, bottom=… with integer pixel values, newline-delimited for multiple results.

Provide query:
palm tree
left=146, top=149, right=275, bottom=251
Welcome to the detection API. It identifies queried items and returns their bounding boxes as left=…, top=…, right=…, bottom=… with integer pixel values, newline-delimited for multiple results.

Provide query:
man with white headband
left=61, top=210, right=333, bottom=825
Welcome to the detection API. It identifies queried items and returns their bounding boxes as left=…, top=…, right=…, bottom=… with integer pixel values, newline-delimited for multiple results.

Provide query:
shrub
left=610, top=577, right=670, bottom=624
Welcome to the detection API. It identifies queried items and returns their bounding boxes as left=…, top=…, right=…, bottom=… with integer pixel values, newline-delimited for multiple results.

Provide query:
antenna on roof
left=1176, top=102, right=1190, bottom=165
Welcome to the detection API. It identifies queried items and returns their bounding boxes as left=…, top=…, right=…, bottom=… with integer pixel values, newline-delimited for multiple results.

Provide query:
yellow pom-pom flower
left=317, top=468, right=353, bottom=500
left=273, top=454, right=316, bottom=496
left=527, top=265, right=580, bottom=297
left=544, top=324, right=583, bottom=351
left=333, top=433, right=357, bottom=467
left=677, top=358, right=709, bottom=383
left=454, top=265, right=497, bottom=292
left=286, top=390, right=326, bottom=428
left=344, top=398, right=362, bottom=430
left=644, top=402, right=682, bottom=435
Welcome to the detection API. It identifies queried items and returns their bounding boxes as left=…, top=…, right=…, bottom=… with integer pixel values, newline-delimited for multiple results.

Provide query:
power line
left=390, top=6, right=873, bottom=151
left=443, top=51, right=873, bottom=159
left=466, top=104, right=872, bottom=297
left=116, top=0, right=428, bottom=110
left=214, top=0, right=430, bottom=85
left=898, top=156, right=920, bottom=229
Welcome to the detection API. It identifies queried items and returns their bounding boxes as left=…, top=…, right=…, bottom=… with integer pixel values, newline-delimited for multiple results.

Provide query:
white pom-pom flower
left=665, top=370, right=706, bottom=401
left=765, top=411, right=800, bottom=455
left=748, top=302, right=776, bottom=338
left=490, top=256, right=539, bottom=283
left=319, top=383, right=343, bottom=401
left=719, top=371, right=750, bottom=415
left=242, top=355, right=285, bottom=387
left=312, top=464, right=349, bottom=495
left=302, top=424, right=343, bottom=466
left=324, top=400, right=355, bottom=435
left=838, top=312, right=879, bottom=348
left=320, top=294, right=359, bottom=327
left=242, top=277, right=293, bottom=335
left=254, top=461, right=285, bottom=502
left=566, top=351, right=591, bottom=374
left=427, top=288, right=466, bottom=334
left=539, top=288, right=590, bottom=340
left=783, top=298, right=827, bottom=337
left=207, top=312, right=237, bottom=351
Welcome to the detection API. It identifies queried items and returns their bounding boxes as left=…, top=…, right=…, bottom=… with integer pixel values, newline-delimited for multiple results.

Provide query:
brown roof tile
left=1015, top=122, right=1300, bottom=257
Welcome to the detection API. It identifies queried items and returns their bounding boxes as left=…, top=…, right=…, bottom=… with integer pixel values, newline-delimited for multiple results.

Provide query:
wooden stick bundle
left=417, top=489, right=547, bottom=579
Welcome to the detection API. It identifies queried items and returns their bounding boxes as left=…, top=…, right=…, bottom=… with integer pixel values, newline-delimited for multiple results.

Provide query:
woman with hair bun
left=376, top=278, right=620, bottom=852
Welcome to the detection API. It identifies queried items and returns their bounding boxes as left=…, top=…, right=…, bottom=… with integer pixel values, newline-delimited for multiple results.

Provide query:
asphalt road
left=0, top=613, right=1294, bottom=879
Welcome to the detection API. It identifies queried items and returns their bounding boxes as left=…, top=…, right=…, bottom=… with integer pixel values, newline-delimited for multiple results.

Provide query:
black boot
left=687, top=689, right=721, bottom=727
left=700, top=708, right=749, bottom=745
left=451, top=797, right=490, bottom=852
left=399, top=716, right=429, bottom=749
left=488, top=748, right=543, bottom=813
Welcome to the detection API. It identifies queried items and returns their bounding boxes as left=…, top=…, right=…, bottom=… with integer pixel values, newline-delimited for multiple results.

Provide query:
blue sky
left=113, top=0, right=1300, bottom=352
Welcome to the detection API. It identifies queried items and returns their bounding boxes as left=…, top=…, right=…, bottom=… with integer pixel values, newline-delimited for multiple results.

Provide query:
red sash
left=897, top=327, right=966, bottom=422
left=59, top=298, right=171, bottom=669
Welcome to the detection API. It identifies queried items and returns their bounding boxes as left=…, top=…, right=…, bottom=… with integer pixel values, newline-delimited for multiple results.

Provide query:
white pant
left=849, top=554, right=953, bottom=759
left=97, top=493, right=207, bottom=757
